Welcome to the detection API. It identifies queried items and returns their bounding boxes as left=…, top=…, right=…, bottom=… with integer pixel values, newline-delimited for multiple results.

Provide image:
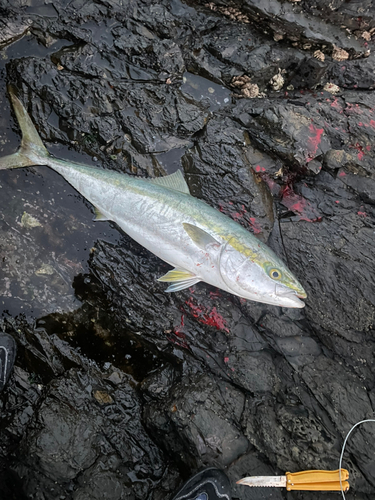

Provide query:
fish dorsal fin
left=183, top=223, right=220, bottom=250
left=148, top=169, right=190, bottom=194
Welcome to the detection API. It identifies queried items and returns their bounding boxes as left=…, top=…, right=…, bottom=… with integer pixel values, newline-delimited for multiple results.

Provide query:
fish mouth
left=275, top=285, right=306, bottom=307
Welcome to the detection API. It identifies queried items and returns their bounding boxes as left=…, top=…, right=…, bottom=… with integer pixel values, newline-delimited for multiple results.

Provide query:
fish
left=0, top=86, right=307, bottom=308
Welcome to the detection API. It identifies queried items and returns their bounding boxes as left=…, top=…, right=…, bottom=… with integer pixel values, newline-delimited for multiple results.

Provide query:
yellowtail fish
left=0, top=87, right=306, bottom=307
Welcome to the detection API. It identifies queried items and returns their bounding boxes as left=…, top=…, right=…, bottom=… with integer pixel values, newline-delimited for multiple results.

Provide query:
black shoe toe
left=171, top=468, right=231, bottom=500
left=0, top=332, right=17, bottom=392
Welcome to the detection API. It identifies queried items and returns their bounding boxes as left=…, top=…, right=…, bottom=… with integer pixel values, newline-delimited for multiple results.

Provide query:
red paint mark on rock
left=281, top=185, right=321, bottom=222
left=350, top=142, right=366, bottom=160
left=231, top=205, right=246, bottom=221
left=255, top=165, right=266, bottom=173
left=168, top=337, right=189, bottom=349
left=330, top=98, right=342, bottom=112
left=338, top=171, right=346, bottom=177
left=335, top=200, right=339, bottom=204
left=230, top=205, right=262, bottom=234
left=185, top=298, right=229, bottom=332
left=366, top=145, right=371, bottom=151
left=174, top=315, right=185, bottom=338
left=259, top=173, right=281, bottom=196
left=358, top=211, right=367, bottom=217
left=345, top=103, right=363, bottom=115
left=224, top=357, right=229, bottom=363
left=307, top=123, right=324, bottom=162
left=168, top=314, right=189, bottom=349
left=249, top=217, right=262, bottom=234
left=231, top=205, right=247, bottom=222
left=370, top=120, right=375, bottom=128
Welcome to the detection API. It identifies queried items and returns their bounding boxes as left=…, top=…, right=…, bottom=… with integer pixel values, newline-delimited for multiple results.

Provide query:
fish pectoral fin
left=158, top=268, right=201, bottom=292
left=93, top=207, right=109, bottom=221
left=183, top=223, right=220, bottom=251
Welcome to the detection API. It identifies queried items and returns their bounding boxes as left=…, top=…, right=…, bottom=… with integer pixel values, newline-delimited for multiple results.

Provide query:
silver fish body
left=0, top=88, right=307, bottom=307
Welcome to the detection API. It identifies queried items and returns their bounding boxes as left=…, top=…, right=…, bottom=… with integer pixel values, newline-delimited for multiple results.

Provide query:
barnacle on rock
left=332, top=45, right=349, bottom=61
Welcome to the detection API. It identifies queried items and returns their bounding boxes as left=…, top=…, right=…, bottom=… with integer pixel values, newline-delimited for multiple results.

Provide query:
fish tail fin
left=0, top=85, right=49, bottom=170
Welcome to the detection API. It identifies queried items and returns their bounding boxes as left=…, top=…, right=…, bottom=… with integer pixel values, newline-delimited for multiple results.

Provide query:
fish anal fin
left=93, top=207, right=109, bottom=221
left=148, top=169, right=190, bottom=194
left=158, top=268, right=200, bottom=293
left=165, top=277, right=201, bottom=293
left=158, top=268, right=196, bottom=283
left=183, top=223, right=220, bottom=251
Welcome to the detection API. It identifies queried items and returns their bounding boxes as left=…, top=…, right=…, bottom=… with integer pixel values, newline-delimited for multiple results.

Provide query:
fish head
left=219, top=237, right=307, bottom=308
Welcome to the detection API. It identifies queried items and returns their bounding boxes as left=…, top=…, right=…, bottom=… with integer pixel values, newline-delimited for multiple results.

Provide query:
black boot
left=0, top=332, right=17, bottom=392
left=171, top=468, right=232, bottom=500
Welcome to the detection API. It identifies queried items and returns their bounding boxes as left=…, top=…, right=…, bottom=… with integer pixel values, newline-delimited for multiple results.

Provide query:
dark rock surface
left=0, top=1, right=374, bottom=499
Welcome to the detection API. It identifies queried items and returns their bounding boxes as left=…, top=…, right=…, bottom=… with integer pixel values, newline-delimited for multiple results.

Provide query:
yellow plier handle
left=286, top=469, right=350, bottom=491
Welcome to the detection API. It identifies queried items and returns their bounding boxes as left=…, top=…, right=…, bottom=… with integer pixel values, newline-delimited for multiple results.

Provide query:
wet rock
left=234, top=95, right=331, bottom=173
left=0, top=165, right=124, bottom=317
left=143, top=374, right=248, bottom=467
left=327, top=52, right=375, bottom=90
left=238, top=0, right=367, bottom=56
left=2, top=360, right=176, bottom=499
left=279, top=168, right=375, bottom=336
left=141, top=364, right=179, bottom=400
left=0, top=10, right=31, bottom=49
left=198, top=19, right=306, bottom=89
left=0, top=0, right=375, bottom=499
left=301, top=0, right=375, bottom=32
left=287, top=56, right=328, bottom=89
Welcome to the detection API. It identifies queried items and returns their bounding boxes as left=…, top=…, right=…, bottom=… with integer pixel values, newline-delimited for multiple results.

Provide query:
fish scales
left=50, top=157, right=243, bottom=289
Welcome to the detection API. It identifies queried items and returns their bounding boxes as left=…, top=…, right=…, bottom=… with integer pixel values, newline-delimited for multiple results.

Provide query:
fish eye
left=269, top=268, right=282, bottom=280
